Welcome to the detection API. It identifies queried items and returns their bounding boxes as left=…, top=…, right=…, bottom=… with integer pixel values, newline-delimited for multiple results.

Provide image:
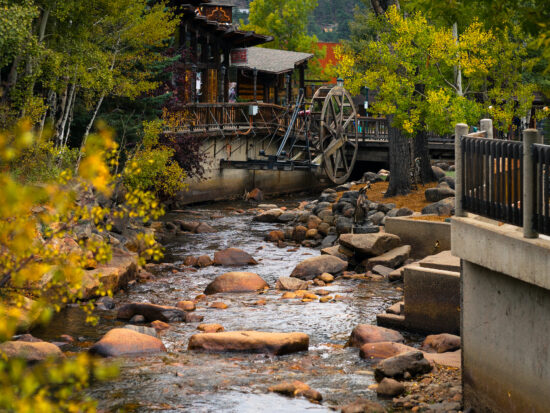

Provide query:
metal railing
left=456, top=122, right=550, bottom=238
left=357, top=117, right=388, bottom=141
left=533, top=144, right=550, bottom=235
left=461, top=136, right=523, bottom=226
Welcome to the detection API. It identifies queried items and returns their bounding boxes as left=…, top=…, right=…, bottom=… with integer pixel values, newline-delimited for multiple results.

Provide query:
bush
left=123, top=119, right=188, bottom=198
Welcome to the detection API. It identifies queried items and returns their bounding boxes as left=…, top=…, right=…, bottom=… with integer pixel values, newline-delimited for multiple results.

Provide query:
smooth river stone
left=204, top=272, right=268, bottom=295
left=188, top=331, right=309, bottom=355
left=89, top=328, right=166, bottom=357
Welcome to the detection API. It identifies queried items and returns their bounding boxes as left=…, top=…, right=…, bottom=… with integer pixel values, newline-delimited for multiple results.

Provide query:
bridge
left=162, top=88, right=454, bottom=185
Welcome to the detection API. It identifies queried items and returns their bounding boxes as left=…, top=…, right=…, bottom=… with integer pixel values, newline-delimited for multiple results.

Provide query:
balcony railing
left=456, top=122, right=549, bottom=238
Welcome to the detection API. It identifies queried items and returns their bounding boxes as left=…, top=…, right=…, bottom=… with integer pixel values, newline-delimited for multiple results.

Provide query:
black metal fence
left=461, top=136, right=523, bottom=227
left=533, top=144, right=550, bottom=235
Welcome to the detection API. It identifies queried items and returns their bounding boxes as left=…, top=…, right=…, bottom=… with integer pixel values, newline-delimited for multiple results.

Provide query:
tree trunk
left=385, top=118, right=411, bottom=197
left=414, top=130, right=435, bottom=184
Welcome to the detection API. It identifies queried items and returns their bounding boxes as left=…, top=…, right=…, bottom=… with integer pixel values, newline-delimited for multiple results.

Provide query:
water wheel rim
left=319, top=86, right=359, bottom=185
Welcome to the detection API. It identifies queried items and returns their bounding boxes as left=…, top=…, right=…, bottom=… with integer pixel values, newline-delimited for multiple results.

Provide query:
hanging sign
left=231, top=48, right=248, bottom=65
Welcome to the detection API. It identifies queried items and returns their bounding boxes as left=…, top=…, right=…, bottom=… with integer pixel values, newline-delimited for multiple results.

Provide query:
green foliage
left=338, top=6, right=536, bottom=135
left=123, top=120, right=188, bottom=198
left=0, top=120, right=165, bottom=411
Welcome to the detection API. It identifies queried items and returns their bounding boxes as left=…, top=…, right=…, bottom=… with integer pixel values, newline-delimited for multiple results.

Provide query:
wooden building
left=173, top=0, right=273, bottom=103
left=231, top=47, right=313, bottom=104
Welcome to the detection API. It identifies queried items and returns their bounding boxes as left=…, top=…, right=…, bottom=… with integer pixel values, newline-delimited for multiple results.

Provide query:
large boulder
left=213, top=248, right=258, bottom=266
left=348, top=324, right=404, bottom=348
left=421, top=333, right=461, bottom=353
left=0, top=341, right=64, bottom=362
left=275, top=276, right=309, bottom=291
left=117, top=303, right=188, bottom=322
left=360, top=342, right=417, bottom=360
left=339, top=233, right=401, bottom=257
left=290, top=255, right=348, bottom=280
left=188, top=331, right=309, bottom=355
left=365, top=245, right=411, bottom=269
left=89, top=328, right=166, bottom=357
left=253, top=209, right=284, bottom=223
left=422, top=197, right=455, bottom=216
left=204, top=272, right=268, bottom=295
left=425, top=185, right=455, bottom=202
left=374, top=350, right=432, bottom=382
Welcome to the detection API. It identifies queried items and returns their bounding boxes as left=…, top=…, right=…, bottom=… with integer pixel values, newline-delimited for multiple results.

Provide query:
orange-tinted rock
left=319, top=296, right=333, bottom=303
left=151, top=320, right=170, bottom=332
left=290, top=255, right=348, bottom=280
left=267, top=230, right=285, bottom=242
left=197, top=323, right=224, bottom=333
left=0, top=341, right=64, bottom=362
left=188, top=331, right=309, bottom=355
left=213, top=248, right=258, bottom=266
left=176, top=301, right=196, bottom=311
left=254, top=299, right=267, bottom=306
left=246, top=188, right=263, bottom=202
left=421, top=333, right=461, bottom=353
left=184, top=256, right=198, bottom=266
left=359, top=341, right=417, bottom=360
left=89, top=328, right=166, bottom=357
left=204, top=272, right=268, bottom=295
left=292, top=226, right=308, bottom=242
left=348, top=324, right=404, bottom=348
left=196, top=255, right=213, bottom=267
left=210, top=302, right=228, bottom=309
left=281, top=292, right=297, bottom=299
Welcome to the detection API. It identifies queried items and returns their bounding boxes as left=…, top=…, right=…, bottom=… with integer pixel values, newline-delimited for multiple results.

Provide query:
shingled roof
left=231, top=47, right=314, bottom=74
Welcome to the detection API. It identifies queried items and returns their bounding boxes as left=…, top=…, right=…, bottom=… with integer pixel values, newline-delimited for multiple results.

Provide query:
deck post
left=455, top=123, right=469, bottom=217
left=523, top=129, right=539, bottom=238
left=480, top=118, right=493, bottom=139
left=253, top=67, right=258, bottom=102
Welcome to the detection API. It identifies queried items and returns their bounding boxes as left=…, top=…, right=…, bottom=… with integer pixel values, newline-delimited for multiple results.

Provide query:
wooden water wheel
left=309, top=86, right=359, bottom=184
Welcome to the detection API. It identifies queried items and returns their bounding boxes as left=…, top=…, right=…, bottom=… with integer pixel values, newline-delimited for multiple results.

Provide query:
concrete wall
left=175, top=134, right=326, bottom=204
left=452, top=216, right=550, bottom=413
left=385, top=217, right=451, bottom=259
left=403, top=265, right=460, bottom=334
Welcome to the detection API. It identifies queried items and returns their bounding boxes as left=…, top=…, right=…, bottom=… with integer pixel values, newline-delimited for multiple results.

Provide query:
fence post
left=455, top=123, right=469, bottom=217
left=480, top=118, right=493, bottom=139
left=523, top=129, right=539, bottom=238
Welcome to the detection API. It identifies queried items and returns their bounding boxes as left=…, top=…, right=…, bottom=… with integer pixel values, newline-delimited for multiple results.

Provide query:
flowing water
left=36, top=196, right=421, bottom=412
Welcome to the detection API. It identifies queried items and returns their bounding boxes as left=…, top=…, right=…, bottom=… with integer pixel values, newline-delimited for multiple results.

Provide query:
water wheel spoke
left=340, top=146, right=349, bottom=171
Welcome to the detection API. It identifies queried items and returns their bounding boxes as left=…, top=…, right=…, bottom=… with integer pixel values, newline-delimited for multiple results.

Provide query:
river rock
left=0, top=341, right=64, bottom=362
left=374, top=350, right=432, bottom=381
left=267, top=230, right=284, bottom=242
left=276, top=276, right=309, bottom=291
left=290, top=255, right=348, bottom=280
left=213, top=248, right=258, bottom=266
left=204, top=272, right=268, bottom=294
left=175, top=220, right=200, bottom=232
left=195, top=222, right=217, bottom=233
left=360, top=342, right=417, bottom=360
left=176, top=301, right=196, bottom=311
left=439, top=176, right=455, bottom=189
left=422, top=197, right=455, bottom=216
left=188, top=331, right=309, bottom=355
left=196, top=255, right=213, bottom=267
left=184, top=256, right=198, bottom=266
left=376, top=378, right=405, bottom=397
left=339, top=233, right=401, bottom=257
left=117, top=303, right=187, bottom=322
left=425, top=185, right=455, bottom=202
left=150, top=320, right=170, bottom=332
left=369, top=211, right=386, bottom=226
left=320, top=245, right=349, bottom=261
left=198, top=323, right=225, bottom=333
left=246, top=188, right=263, bottom=202
left=432, top=166, right=446, bottom=180
left=96, top=296, right=115, bottom=310
left=366, top=245, right=411, bottom=269
left=340, top=398, right=385, bottom=413
left=269, top=380, right=322, bottom=401
left=89, top=328, right=166, bottom=357
left=253, top=209, right=284, bottom=223
left=348, top=324, right=404, bottom=348
left=335, top=216, right=353, bottom=234
left=318, top=272, right=334, bottom=283
left=210, top=302, right=228, bottom=309
left=421, top=333, right=461, bottom=353
left=292, top=225, right=307, bottom=242
left=123, top=325, right=158, bottom=337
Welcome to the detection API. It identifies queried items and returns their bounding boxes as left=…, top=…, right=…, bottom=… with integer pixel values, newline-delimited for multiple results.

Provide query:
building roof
left=231, top=47, right=314, bottom=75
left=179, top=6, right=273, bottom=48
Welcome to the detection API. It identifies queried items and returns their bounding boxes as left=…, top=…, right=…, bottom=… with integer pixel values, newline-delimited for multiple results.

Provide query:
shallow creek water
left=35, top=196, right=421, bottom=412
